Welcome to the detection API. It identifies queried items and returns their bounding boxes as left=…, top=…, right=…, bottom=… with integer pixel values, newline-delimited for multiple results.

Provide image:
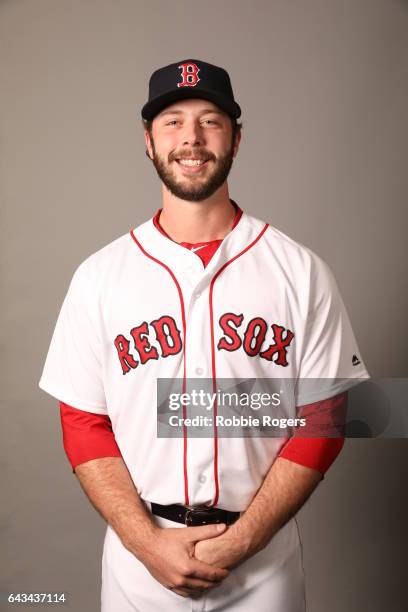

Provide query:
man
left=39, top=59, right=369, bottom=611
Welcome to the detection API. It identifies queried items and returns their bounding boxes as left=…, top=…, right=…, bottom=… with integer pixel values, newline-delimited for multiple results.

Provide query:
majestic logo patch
left=177, top=62, right=200, bottom=88
left=352, top=354, right=361, bottom=366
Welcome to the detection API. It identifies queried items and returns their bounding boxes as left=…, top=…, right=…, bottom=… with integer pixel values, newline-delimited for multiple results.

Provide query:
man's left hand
left=194, top=525, right=252, bottom=570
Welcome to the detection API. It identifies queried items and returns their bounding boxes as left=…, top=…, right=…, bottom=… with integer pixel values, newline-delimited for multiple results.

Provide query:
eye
left=166, top=120, right=179, bottom=126
left=201, top=119, right=217, bottom=125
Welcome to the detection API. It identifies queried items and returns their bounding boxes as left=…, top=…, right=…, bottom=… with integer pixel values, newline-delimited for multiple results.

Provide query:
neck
left=159, top=184, right=236, bottom=243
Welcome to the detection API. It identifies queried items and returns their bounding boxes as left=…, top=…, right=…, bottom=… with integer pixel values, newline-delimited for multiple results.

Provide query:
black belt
left=151, top=502, right=240, bottom=526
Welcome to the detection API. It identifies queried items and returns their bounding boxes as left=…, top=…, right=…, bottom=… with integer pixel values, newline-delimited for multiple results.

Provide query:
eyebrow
left=158, top=109, right=225, bottom=118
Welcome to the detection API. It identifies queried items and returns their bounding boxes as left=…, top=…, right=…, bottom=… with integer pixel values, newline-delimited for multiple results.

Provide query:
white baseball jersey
left=39, top=208, right=369, bottom=611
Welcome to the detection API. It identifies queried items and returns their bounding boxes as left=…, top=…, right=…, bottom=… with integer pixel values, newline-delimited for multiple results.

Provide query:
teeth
left=178, top=159, right=206, bottom=166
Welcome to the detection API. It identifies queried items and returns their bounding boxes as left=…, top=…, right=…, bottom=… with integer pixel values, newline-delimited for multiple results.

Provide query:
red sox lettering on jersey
left=114, top=313, right=294, bottom=375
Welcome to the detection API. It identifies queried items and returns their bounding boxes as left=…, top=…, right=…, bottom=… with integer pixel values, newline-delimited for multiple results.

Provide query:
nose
left=181, top=120, right=204, bottom=146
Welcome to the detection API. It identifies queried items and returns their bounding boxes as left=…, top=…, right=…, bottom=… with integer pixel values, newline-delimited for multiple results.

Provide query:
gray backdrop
left=1, top=0, right=407, bottom=611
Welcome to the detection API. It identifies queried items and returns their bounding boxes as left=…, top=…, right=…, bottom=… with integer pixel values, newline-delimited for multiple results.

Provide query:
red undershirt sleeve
left=278, top=437, right=345, bottom=477
left=277, top=392, right=347, bottom=477
left=59, top=401, right=122, bottom=472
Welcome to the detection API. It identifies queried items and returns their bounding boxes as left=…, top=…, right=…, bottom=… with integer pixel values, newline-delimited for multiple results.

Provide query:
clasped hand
left=193, top=522, right=250, bottom=571
left=139, top=521, right=250, bottom=599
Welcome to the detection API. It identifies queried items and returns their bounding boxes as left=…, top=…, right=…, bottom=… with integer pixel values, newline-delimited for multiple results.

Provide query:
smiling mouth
left=174, top=158, right=210, bottom=172
left=176, top=158, right=209, bottom=166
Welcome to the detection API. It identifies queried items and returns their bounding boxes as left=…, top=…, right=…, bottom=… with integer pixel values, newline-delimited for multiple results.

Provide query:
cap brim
left=141, top=88, right=241, bottom=120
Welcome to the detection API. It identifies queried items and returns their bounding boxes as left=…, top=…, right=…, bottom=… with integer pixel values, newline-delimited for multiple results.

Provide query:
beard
left=149, top=137, right=235, bottom=202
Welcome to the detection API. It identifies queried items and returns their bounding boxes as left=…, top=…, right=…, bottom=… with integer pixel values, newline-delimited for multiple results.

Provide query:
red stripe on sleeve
left=59, top=402, right=122, bottom=472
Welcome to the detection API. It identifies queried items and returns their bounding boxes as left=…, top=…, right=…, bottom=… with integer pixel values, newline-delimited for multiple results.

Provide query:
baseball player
left=39, top=59, right=369, bottom=611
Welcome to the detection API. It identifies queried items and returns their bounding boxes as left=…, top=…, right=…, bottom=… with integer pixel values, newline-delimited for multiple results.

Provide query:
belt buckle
left=184, top=504, right=210, bottom=526
left=184, top=508, right=193, bottom=526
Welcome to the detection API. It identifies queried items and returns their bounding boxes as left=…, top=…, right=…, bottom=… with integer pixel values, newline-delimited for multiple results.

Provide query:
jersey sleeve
left=39, top=261, right=108, bottom=414
left=295, top=253, right=370, bottom=406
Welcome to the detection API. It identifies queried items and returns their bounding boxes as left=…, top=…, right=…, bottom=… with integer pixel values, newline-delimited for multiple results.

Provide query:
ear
left=232, top=129, right=241, bottom=158
left=144, top=129, right=154, bottom=160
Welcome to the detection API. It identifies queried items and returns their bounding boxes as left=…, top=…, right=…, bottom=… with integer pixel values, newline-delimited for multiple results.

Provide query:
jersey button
left=195, top=367, right=204, bottom=376
left=198, top=474, right=207, bottom=484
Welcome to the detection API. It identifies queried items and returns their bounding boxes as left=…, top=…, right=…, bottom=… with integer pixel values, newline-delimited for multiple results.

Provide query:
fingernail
left=217, top=523, right=226, bottom=532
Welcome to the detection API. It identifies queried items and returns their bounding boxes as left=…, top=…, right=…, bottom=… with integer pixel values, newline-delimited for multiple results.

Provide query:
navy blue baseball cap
left=141, top=59, right=241, bottom=121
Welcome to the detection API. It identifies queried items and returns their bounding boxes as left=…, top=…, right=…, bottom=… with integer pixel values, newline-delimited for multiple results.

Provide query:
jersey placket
left=182, top=259, right=219, bottom=507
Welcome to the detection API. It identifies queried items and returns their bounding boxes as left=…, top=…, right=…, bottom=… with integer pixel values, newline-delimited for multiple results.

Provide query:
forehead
left=156, top=98, right=227, bottom=119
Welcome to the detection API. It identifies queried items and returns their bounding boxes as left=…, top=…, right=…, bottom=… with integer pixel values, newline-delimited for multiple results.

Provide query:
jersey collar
left=131, top=204, right=268, bottom=285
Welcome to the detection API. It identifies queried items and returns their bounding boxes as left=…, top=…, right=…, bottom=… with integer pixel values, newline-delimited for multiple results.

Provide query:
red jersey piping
left=129, top=229, right=190, bottom=506
left=208, top=223, right=270, bottom=506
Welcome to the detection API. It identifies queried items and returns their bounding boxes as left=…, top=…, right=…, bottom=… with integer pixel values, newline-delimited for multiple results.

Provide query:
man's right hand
left=135, top=523, right=230, bottom=598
